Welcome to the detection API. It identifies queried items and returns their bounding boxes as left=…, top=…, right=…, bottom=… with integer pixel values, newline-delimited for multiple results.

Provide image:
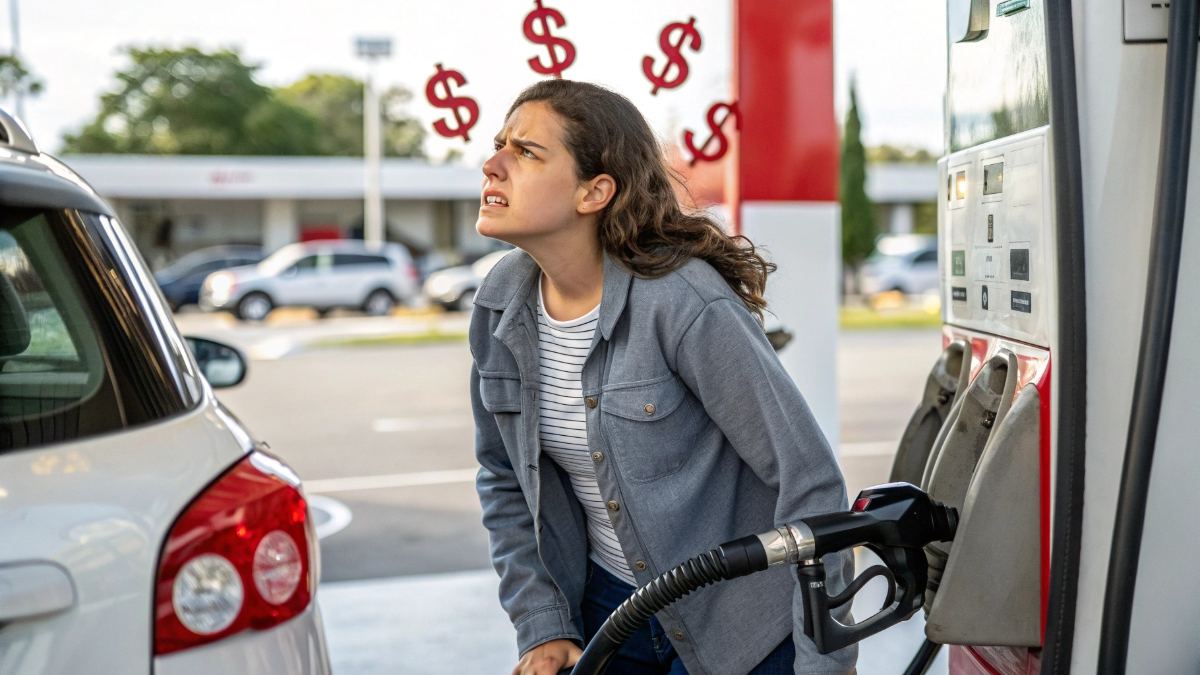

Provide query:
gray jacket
left=470, top=249, right=856, bottom=674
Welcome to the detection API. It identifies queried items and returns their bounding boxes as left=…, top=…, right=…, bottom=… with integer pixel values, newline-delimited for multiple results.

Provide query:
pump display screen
left=984, top=162, right=1005, bottom=195
left=948, top=1, right=1049, bottom=151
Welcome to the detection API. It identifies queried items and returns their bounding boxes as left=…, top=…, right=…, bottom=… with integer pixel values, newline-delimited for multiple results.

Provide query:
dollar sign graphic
left=523, top=0, right=576, bottom=78
left=683, top=101, right=741, bottom=166
left=425, top=63, right=480, bottom=142
left=642, top=17, right=702, bottom=95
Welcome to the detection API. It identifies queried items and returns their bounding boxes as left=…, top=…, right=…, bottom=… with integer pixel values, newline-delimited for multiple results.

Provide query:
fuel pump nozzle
left=570, top=483, right=957, bottom=675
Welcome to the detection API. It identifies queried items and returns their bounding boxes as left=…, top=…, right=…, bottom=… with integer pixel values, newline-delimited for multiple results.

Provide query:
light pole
left=9, top=0, right=24, bottom=121
left=355, top=37, right=392, bottom=249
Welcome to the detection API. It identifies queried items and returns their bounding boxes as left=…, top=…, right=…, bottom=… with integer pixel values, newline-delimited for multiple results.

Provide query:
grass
left=839, top=305, right=941, bottom=330
left=312, top=328, right=468, bottom=349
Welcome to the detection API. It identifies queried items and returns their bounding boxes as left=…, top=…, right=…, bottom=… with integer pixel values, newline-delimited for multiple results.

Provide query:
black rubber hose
left=571, top=535, right=768, bottom=675
left=903, top=638, right=942, bottom=675
left=1099, top=0, right=1200, bottom=670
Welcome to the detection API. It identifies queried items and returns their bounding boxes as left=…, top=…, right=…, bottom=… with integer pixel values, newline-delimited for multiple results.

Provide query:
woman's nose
left=482, top=151, right=506, bottom=181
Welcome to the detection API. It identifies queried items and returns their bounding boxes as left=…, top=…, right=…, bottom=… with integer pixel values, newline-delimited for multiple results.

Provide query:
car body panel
left=154, top=603, right=331, bottom=675
left=0, top=402, right=250, bottom=675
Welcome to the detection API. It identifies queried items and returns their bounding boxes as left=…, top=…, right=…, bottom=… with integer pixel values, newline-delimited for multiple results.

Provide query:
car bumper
left=154, top=602, right=331, bottom=675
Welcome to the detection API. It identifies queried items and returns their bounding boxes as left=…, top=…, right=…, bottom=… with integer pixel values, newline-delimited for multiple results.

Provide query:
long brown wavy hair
left=507, top=80, right=776, bottom=321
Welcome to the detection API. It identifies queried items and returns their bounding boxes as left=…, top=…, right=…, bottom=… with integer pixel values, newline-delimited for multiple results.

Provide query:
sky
left=4, top=0, right=946, bottom=162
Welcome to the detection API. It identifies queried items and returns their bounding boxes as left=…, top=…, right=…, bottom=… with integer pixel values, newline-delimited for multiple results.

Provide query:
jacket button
left=606, top=500, right=620, bottom=512
left=585, top=396, right=598, bottom=409
left=643, top=403, right=656, bottom=415
left=592, top=451, right=604, bottom=462
left=672, top=629, right=686, bottom=641
left=634, top=560, right=647, bottom=571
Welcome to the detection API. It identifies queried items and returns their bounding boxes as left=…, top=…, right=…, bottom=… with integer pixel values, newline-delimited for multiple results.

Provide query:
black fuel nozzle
left=793, top=482, right=958, bottom=654
left=570, top=483, right=956, bottom=675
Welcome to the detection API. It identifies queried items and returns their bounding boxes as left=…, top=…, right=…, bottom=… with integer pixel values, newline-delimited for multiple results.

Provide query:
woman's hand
left=512, top=639, right=583, bottom=675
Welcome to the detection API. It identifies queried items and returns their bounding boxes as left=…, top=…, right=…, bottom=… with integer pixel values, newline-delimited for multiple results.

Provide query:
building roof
left=60, top=155, right=482, bottom=201
left=57, top=155, right=938, bottom=204
left=866, top=163, right=939, bottom=203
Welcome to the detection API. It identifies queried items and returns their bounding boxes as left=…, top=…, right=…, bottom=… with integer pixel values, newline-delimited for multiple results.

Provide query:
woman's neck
left=535, top=246, right=603, bottom=322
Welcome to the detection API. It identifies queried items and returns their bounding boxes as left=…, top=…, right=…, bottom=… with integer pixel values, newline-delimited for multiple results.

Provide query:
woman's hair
left=507, top=79, right=776, bottom=321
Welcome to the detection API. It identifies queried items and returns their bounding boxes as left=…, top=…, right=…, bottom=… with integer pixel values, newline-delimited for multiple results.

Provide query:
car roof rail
left=0, top=108, right=39, bottom=155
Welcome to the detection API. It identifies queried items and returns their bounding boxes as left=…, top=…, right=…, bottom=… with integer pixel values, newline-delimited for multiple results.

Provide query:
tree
left=839, top=78, right=877, bottom=292
left=277, top=73, right=425, bottom=157
left=0, top=54, right=43, bottom=100
left=62, top=46, right=323, bottom=155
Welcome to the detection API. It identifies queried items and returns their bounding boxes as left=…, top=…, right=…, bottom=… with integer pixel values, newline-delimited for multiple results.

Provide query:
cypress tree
left=840, top=78, right=877, bottom=293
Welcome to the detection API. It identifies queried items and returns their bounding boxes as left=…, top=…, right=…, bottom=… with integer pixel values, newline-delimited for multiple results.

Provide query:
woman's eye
left=493, top=141, right=504, bottom=151
left=521, top=148, right=536, bottom=159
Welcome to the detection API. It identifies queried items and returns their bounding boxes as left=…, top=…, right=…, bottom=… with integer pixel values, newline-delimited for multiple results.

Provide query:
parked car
left=859, top=234, right=939, bottom=298
left=154, top=245, right=264, bottom=311
left=0, top=108, right=331, bottom=675
left=200, top=240, right=419, bottom=321
left=422, top=248, right=510, bottom=311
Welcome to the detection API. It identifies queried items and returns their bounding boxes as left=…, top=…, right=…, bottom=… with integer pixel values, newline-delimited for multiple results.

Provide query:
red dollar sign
left=683, top=101, right=741, bottom=166
left=425, top=63, right=480, bottom=142
left=523, top=0, right=576, bottom=78
left=642, top=17, right=702, bottom=96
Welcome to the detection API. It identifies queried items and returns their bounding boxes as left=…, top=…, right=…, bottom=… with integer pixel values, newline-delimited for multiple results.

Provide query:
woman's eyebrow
left=510, top=136, right=549, bottom=151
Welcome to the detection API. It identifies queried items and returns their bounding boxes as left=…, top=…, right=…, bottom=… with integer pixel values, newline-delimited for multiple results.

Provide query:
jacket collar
left=475, top=247, right=633, bottom=341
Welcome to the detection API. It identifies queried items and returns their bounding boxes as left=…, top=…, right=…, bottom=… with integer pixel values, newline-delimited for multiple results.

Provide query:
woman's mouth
left=484, top=195, right=509, bottom=207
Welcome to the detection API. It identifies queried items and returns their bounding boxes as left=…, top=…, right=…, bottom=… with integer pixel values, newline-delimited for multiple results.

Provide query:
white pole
left=9, top=0, right=23, bottom=121
left=363, top=63, right=384, bottom=249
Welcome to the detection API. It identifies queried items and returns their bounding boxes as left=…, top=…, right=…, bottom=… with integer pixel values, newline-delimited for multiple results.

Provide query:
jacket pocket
left=479, top=373, right=523, bottom=413
left=600, top=374, right=699, bottom=482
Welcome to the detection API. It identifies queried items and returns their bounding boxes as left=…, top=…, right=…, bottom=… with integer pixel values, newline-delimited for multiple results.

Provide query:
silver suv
left=199, top=240, right=419, bottom=321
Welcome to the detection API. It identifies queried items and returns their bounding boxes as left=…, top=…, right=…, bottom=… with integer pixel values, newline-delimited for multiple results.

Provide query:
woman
left=470, top=79, right=856, bottom=675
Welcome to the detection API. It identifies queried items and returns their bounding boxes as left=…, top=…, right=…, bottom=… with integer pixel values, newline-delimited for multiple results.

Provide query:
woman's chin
left=476, top=214, right=515, bottom=242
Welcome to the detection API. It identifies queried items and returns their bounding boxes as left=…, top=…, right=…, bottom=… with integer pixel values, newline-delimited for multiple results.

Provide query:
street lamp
left=9, top=0, right=24, bottom=121
left=355, top=36, right=392, bottom=249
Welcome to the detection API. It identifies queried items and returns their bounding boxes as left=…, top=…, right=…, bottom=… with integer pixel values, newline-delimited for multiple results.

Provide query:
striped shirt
left=535, top=277, right=636, bottom=585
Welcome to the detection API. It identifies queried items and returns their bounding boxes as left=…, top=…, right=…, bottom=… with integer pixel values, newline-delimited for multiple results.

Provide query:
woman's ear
left=577, top=174, right=617, bottom=215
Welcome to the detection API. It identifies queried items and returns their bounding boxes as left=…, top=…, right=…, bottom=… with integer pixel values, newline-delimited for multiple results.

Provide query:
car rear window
left=1, top=209, right=195, bottom=451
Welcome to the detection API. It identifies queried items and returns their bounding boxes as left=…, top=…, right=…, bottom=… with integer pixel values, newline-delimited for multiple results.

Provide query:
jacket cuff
left=515, top=604, right=581, bottom=657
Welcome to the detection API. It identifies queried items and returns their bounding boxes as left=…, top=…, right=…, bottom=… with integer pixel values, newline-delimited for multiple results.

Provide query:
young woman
left=470, top=79, right=856, bottom=675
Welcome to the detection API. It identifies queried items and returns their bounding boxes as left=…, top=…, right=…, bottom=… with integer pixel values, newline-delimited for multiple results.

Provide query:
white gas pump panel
left=940, top=128, right=1054, bottom=348
left=1124, top=0, right=1179, bottom=42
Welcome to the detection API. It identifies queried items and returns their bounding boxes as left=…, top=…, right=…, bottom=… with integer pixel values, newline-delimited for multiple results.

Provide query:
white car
left=0, top=109, right=330, bottom=675
left=421, top=249, right=510, bottom=311
left=201, top=240, right=419, bottom=321
left=859, top=234, right=940, bottom=297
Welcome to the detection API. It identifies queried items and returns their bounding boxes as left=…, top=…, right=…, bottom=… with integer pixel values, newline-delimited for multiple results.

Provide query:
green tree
left=840, top=78, right=877, bottom=290
left=278, top=73, right=425, bottom=157
left=62, top=46, right=322, bottom=155
left=0, top=54, right=43, bottom=100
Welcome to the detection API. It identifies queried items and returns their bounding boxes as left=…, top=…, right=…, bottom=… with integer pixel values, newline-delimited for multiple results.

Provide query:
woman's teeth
left=486, top=196, right=509, bottom=206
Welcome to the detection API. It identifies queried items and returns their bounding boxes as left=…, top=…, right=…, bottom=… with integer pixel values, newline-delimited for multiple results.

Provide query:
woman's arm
left=471, top=364, right=582, bottom=658
left=673, top=297, right=857, bottom=674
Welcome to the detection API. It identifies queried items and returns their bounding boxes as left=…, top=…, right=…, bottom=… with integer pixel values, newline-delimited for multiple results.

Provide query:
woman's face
left=477, top=102, right=587, bottom=246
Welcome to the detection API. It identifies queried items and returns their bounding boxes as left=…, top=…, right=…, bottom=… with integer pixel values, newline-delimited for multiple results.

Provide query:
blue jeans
left=580, top=561, right=796, bottom=674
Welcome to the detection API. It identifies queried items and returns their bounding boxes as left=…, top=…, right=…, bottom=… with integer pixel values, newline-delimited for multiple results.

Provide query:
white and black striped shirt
left=535, top=277, right=636, bottom=585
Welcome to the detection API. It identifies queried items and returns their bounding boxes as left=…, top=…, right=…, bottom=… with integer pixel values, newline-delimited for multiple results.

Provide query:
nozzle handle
left=798, top=544, right=927, bottom=654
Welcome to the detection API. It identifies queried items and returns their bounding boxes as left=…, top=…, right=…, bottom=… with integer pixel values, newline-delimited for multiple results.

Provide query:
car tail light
left=154, top=451, right=316, bottom=656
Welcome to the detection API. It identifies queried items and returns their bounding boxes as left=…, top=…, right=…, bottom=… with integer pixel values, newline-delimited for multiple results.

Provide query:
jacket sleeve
left=471, top=363, right=582, bottom=656
left=674, top=298, right=857, bottom=674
